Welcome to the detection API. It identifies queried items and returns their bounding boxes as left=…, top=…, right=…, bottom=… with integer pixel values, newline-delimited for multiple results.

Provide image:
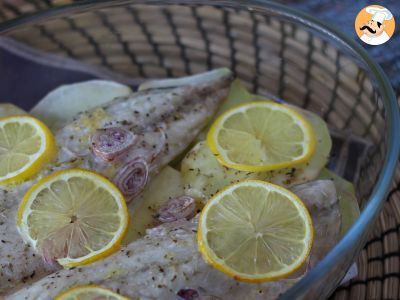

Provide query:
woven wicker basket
left=1, top=1, right=399, bottom=299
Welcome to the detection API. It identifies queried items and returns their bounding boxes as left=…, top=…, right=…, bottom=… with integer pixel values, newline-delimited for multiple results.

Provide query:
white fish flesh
left=8, top=180, right=340, bottom=300
left=0, top=69, right=233, bottom=295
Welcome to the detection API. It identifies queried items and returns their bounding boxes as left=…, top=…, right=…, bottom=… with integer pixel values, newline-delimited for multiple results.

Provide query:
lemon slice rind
left=198, top=180, right=314, bottom=283
left=55, top=285, right=129, bottom=300
left=17, top=168, right=129, bottom=268
left=0, top=115, right=56, bottom=185
left=207, top=102, right=316, bottom=172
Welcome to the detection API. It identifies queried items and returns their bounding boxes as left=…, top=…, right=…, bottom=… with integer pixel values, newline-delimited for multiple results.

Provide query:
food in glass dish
left=0, top=69, right=359, bottom=299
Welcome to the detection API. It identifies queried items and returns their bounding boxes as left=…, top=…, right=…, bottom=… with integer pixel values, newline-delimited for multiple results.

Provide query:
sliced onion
left=40, top=238, right=64, bottom=268
left=158, top=195, right=196, bottom=223
left=91, top=127, right=136, bottom=162
left=177, top=289, right=199, bottom=300
left=114, top=157, right=148, bottom=202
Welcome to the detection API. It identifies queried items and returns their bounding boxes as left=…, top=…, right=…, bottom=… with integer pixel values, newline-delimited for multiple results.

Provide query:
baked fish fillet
left=0, top=69, right=233, bottom=295
left=8, top=180, right=340, bottom=300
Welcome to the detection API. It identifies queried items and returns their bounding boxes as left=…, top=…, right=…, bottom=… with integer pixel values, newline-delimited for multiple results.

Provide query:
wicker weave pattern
left=1, top=1, right=399, bottom=299
left=3, top=3, right=387, bottom=201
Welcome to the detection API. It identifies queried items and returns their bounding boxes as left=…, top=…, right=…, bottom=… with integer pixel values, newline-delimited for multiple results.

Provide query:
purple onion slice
left=177, top=289, right=199, bottom=300
left=158, top=195, right=196, bottom=223
left=91, top=127, right=136, bottom=162
left=114, top=157, right=149, bottom=202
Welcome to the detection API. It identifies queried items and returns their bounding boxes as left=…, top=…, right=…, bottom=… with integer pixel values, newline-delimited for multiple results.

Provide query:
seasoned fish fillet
left=291, top=180, right=340, bottom=269
left=8, top=180, right=340, bottom=300
left=0, top=69, right=233, bottom=295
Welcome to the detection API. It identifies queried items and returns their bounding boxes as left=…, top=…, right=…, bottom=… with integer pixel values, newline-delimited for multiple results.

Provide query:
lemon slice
left=17, top=169, right=129, bottom=268
left=55, top=285, right=129, bottom=300
left=207, top=102, right=316, bottom=172
left=198, top=180, right=313, bottom=282
left=0, top=115, right=57, bottom=185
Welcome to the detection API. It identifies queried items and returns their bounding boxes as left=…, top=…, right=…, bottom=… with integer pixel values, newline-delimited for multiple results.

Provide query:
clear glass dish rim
left=0, top=0, right=399, bottom=298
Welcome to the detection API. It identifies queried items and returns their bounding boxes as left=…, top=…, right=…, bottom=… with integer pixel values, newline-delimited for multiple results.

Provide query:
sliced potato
left=181, top=141, right=265, bottom=203
left=182, top=107, right=331, bottom=202
left=139, top=68, right=231, bottom=91
left=195, top=80, right=268, bottom=142
left=269, top=106, right=332, bottom=186
left=318, top=169, right=360, bottom=237
left=222, top=79, right=332, bottom=185
left=123, top=166, right=184, bottom=243
left=187, top=79, right=332, bottom=198
left=172, top=80, right=252, bottom=166
left=31, top=80, right=131, bottom=130
left=0, top=103, right=27, bottom=118
left=216, top=79, right=269, bottom=115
